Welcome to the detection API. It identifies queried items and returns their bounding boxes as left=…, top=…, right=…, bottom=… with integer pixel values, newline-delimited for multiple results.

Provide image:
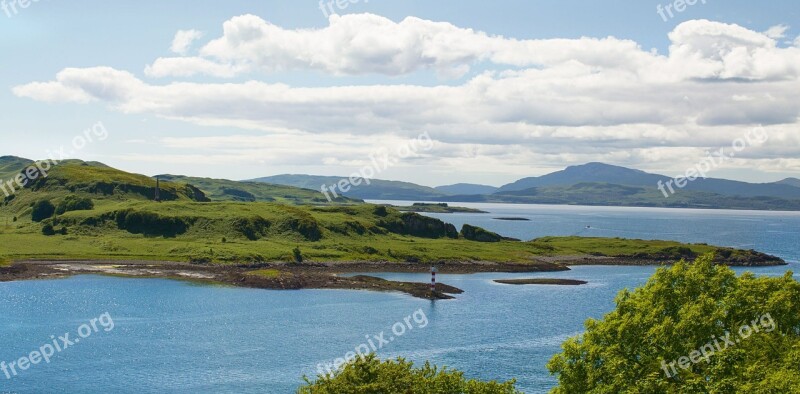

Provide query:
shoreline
left=0, top=255, right=788, bottom=300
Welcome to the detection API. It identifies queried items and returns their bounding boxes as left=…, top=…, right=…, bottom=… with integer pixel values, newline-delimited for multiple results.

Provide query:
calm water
left=2, top=203, right=798, bottom=393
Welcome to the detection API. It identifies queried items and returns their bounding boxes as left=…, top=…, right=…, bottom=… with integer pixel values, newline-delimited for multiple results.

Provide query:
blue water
left=2, top=203, right=798, bottom=393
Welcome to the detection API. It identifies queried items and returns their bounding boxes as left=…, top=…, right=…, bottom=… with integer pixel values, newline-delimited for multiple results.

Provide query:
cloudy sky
left=1, top=0, right=798, bottom=186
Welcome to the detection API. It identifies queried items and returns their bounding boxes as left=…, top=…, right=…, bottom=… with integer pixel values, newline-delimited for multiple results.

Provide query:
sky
left=0, top=0, right=798, bottom=187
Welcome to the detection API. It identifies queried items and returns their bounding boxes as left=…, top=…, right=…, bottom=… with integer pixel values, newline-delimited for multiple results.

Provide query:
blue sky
left=1, top=0, right=798, bottom=186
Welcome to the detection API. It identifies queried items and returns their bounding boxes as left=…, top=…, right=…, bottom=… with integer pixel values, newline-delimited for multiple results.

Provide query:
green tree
left=55, top=196, right=94, bottom=215
left=31, top=200, right=55, bottom=222
left=547, top=253, right=800, bottom=393
left=299, top=354, right=521, bottom=394
left=292, top=247, right=303, bottom=263
left=41, top=224, right=56, bottom=236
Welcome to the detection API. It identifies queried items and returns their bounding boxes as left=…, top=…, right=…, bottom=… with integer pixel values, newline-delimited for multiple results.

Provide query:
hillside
left=776, top=178, right=800, bottom=188
left=0, top=155, right=33, bottom=181
left=498, top=162, right=800, bottom=199
left=437, top=183, right=800, bottom=211
left=248, top=163, right=800, bottom=210
left=157, top=174, right=360, bottom=204
left=250, top=174, right=447, bottom=200
left=0, top=159, right=780, bottom=268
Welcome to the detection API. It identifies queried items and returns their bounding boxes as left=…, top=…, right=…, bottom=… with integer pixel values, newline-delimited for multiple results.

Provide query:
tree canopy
left=548, top=253, right=800, bottom=393
left=299, top=354, right=521, bottom=394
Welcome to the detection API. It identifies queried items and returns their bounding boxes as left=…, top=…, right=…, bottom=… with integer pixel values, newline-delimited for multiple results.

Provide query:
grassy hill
left=157, top=174, right=360, bottom=204
left=250, top=174, right=448, bottom=200
left=0, top=159, right=782, bottom=266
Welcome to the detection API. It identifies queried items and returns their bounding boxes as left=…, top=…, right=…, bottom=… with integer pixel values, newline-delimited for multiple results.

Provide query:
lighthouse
left=430, top=266, right=437, bottom=293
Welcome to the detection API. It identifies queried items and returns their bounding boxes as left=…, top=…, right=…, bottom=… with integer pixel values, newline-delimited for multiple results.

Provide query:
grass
left=247, top=269, right=287, bottom=278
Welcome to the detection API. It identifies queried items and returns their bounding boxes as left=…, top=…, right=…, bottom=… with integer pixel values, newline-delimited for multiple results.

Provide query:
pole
left=430, top=266, right=437, bottom=292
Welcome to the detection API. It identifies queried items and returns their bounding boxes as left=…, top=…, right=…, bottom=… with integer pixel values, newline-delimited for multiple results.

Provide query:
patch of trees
left=299, top=354, right=521, bottom=393
left=55, top=196, right=94, bottom=215
left=114, top=209, right=188, bottom=237
left=378, top=213, right=458, bottom=239
left=231, top=216, right=271, bottom=240
left=460, top=224, right=503, bottom=242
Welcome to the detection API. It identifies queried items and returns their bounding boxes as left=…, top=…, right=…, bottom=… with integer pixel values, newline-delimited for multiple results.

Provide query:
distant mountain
left=776, top=178, right=800, bottom=188
left=499, top=163, right=665, bottom=192
left=435, top=183, right=498, bottom=195
left=498, top=162, right=800, bottom=200
left=249, top=174, right=447, bottom=200
left=158, top=174, right=359, bottom=204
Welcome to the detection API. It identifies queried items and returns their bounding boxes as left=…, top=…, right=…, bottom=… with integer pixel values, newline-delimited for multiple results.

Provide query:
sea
left=1, top=202, right=798, bottom=393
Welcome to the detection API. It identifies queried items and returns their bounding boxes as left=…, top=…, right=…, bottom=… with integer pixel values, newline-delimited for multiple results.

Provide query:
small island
left=494, top=278, right=588, bottom=285
left=494, top=217, right=531, bottom=221
left=395, top=203, right=488, bottom=214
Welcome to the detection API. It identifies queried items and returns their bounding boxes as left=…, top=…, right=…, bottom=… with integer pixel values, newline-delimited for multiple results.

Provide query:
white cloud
left=764, top=24, right=789, bottom=39
left=170, top=29, right=204, bottom=55
left=141, top=15, right=800, bottom=83
left=12, top=16, right=800, bottom=178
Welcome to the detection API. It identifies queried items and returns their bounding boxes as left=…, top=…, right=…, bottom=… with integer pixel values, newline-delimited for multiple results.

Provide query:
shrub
left=41, top=224, right=56, bottom=236
left=292, top=247, right=303, bottom=263
left=299, top=354, right=521, bottom=393
left=231, top=216, right=270, bottom=240
left=55, top=196, right=94, bottom=215
left=114, top=209, right=188, bottom=237
left=31, top=200, right=55, bottom=222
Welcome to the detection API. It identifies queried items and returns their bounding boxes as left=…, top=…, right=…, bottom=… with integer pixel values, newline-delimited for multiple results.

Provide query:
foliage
left=55, top=195, right=94, bottom=215
left=547, top=253, right=800, bottom=393
left=292, top=247, right=303, bottom=263
left=298, top=354, right=521, bottom=394
left=41, top=223, right=55, bottom=236
left=31, top=200, right=55, bottom=222
left=461, top=224, right=504, bottom=242
left=114, top=209, right=189, bottom=237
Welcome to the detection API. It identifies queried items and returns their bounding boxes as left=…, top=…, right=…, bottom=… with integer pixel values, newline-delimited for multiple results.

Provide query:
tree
left=31, top=200, right=56, bottom=222
left=55, top=196, right=94, bottom=215
left=292, top=247, right=303, bottom=263
left=299, top=354, right=521, bottom=394
left=547, top=253, right=800, bottom=393
left=41, top=224, right=55, bottom=236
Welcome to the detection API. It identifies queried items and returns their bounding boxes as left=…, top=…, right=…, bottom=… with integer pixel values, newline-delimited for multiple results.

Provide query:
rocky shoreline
left=0, top=260, right=566, bottom=300
left=0, top=252, right=786, bottom=300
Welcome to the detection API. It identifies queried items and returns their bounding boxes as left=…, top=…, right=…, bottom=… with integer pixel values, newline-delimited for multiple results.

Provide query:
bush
left=41, top=224, right=56, bottom=236
left=299, top=354, right=520, bottom=393
left=114, top=209, right=188, bottom=237
left=292, top=247, right=303, bottom=263
left=548, top=253, right=800, bottom=392
left=55, top=196, right=94, bottom=215
left=31, top=200, right=55, bottom=222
